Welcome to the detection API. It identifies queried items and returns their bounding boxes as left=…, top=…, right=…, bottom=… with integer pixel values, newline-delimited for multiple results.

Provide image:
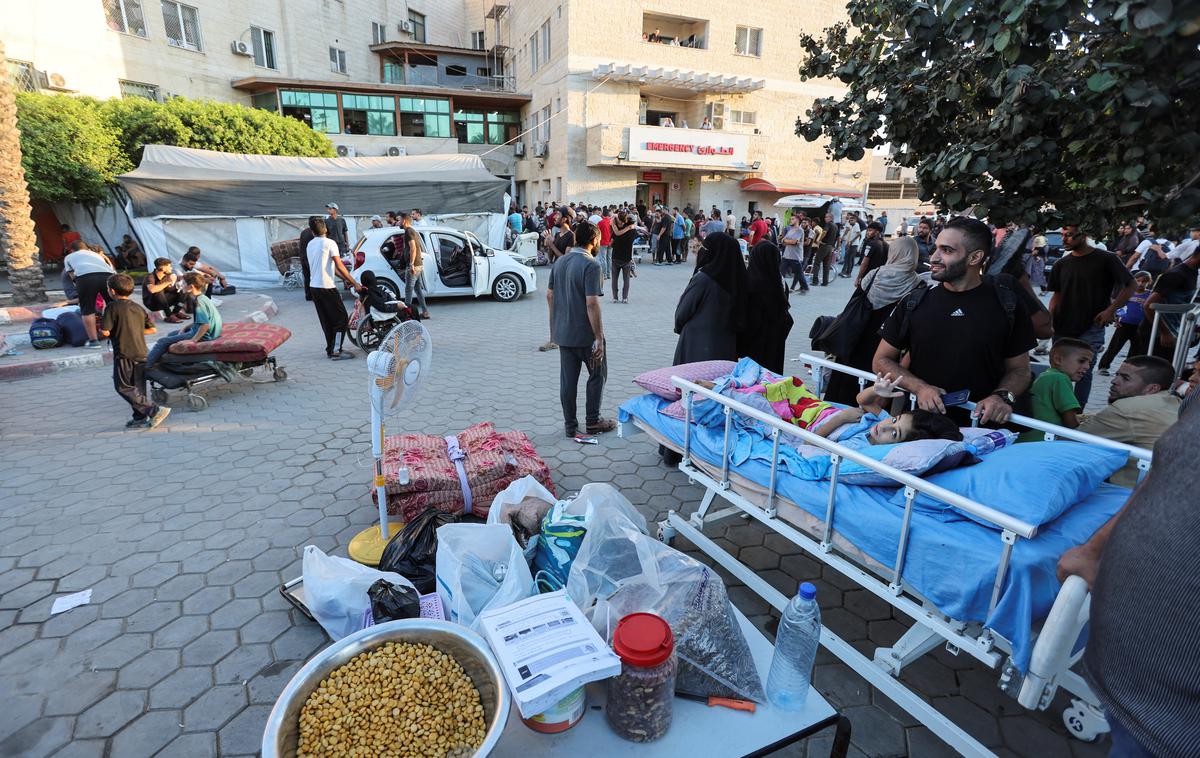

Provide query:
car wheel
left=376, top=277, right=403, bottom=302
left=492, top=273, right=523, bottom=302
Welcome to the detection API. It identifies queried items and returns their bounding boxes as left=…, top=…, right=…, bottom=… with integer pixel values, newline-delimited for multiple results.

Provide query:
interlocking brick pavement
left=0, top=262, right=1120, bottom=756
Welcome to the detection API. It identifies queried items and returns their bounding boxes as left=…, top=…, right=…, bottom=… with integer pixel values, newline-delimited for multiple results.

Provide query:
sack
left=810, top=284, right=874, bottom=357
left=367, top=578, right=422, bottom=623
left=566, top=514, right=766, bottom=703
left=487, top=475, right=557, bottom=562
left=301, top=545, right=417, bottom=640
left=56, top=311, right=88, bottom=347
left=378, top=507, right=457, bottom=594
left=435, top=523, right=533, bottom=631
left=28, top=317, right=63, bottom=350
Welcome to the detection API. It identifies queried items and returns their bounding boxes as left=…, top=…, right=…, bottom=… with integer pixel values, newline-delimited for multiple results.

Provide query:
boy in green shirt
left=1020, top=338, right=1094, bottom=442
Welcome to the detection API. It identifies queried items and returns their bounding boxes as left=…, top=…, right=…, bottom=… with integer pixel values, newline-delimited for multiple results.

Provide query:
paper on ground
left=479, top=590, right=621, bottom=719
left=51, top=589, right=92, bottom=615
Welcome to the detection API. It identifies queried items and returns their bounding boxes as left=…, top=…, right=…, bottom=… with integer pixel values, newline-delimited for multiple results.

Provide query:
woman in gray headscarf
left=823, top=236, right=923, bottom=405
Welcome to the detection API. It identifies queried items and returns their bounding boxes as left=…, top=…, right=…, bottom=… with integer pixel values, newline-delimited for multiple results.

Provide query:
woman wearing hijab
left=739, top=241, right=794, bottom=373
left=673, top=232, right=747, bottom=365
left=824, top=236, right=923, bottom=405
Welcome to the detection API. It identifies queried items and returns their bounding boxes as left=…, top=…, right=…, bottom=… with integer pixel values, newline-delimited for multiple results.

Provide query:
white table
left=491, top=609, right=847, bottom=758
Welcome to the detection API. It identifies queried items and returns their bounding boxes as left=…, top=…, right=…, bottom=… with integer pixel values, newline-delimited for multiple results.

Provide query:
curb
left=0, top=295, right=277, bottom=382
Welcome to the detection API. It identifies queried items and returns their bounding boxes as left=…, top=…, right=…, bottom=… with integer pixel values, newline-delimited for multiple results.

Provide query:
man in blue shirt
left=671, top=207, right=686, bottom=264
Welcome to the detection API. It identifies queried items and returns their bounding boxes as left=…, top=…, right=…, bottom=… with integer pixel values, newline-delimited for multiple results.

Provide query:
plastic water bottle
left=766, top=582, right=821, bottom=710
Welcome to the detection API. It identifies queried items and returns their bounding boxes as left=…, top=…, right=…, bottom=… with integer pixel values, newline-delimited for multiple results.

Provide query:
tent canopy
left=118, top=145, right=508, bottom=218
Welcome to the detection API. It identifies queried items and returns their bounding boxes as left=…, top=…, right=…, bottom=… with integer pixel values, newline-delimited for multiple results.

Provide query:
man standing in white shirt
left=306, top=217, right=364, bottom=360
left=1168, top=226, right=1199, bottom=262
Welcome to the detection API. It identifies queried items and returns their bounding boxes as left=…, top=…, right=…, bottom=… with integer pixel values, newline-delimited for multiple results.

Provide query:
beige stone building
left=5, top=0, right=866, bottom=215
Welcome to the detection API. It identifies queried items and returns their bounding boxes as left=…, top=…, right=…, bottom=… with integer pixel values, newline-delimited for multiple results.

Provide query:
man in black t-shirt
left=875, top=217, right=1035, bottom=425
left=1048, top=224, right=1135, bottom=407
left=855, top=222, right=888, bottom=287
left=1138, top=250, right=1200, bottom=360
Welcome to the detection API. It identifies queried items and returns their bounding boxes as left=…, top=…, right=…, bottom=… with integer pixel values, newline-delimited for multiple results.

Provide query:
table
left=491, top=608, right=849, bottom=758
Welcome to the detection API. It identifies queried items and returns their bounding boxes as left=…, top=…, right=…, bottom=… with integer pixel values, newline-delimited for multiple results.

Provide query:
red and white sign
left=642, top=171, right=663, bottom=182
left=628, top=126, right=750, bottom=169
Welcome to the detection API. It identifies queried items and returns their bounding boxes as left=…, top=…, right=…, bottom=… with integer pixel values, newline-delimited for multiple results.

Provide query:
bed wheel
left=656, top=523, right=676, bottom=546
left=151, top=388, right=168, bottom=404
left=186, top=394, right=208, bottom=412
left=273, top=367, right=288, bottom=382
left=1063, top=699, right=1107, bottom=742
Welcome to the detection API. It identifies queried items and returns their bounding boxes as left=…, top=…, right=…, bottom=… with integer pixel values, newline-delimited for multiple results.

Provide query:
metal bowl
left=262, top=619, right=510, bottom=757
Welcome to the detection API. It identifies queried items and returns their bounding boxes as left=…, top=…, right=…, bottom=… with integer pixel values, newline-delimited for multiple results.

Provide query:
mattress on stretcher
left=620, top=393, right=1131, bottom=672
left=167, top=321, right=291, bottom=363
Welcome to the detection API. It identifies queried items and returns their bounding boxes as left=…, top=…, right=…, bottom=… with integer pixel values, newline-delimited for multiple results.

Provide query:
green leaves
left=994, top=29, right=1012, bottom=51
left=1087, top=71, right=1119, bottom=92
left=1123, top=164, right=1145, bottom=182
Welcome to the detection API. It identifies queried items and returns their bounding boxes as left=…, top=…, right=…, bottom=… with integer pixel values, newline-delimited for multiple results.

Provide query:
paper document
left=479, top=590, right=621, bottom=719
left=51, top=589, right=92, bottom=615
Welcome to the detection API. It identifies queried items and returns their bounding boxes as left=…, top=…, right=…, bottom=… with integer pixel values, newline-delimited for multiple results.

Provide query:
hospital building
left=8, top=0, right=868, bottom=216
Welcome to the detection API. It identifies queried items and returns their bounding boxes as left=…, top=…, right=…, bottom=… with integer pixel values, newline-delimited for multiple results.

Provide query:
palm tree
left=0, top=41, right=46, bottom=304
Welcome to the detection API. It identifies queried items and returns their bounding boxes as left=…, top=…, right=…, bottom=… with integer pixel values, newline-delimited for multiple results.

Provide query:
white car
left=350, top=226, right=537, bottom=303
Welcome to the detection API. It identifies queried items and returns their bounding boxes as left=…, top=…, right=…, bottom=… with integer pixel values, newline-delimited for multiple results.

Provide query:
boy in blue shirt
left=147, top=271, right=222, bottom=367
left=1020, top=338, right=1093, bottom=442
left=1098, top=271, right=1151, bottom=376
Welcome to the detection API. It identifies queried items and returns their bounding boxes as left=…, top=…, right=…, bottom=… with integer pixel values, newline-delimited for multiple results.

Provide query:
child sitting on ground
left=1019, top=338, right=1093, bottom=442
left=98, top=274, right=170, bottom=430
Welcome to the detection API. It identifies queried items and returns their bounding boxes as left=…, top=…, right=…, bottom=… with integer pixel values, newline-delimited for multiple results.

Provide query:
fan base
left=347, top=522, right=403, bottom=567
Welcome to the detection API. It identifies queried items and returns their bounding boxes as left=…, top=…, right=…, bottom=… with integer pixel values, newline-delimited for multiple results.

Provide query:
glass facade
left=454, top=109, right=520, bottom=145
left=281, top=90, right=340, bottom=134
left=343, top=94, right=397, bottom=136
left=399, top=97, right=450, bottom=138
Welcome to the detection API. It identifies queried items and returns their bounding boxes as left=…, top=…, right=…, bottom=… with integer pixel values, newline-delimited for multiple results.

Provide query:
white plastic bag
left=565, top=483, right=649, bottom=535
left=487, top=475, right=558, bottom=562
left=302, top=545, right=417, bottom=641
left=435, top=524, right=533, bottom=631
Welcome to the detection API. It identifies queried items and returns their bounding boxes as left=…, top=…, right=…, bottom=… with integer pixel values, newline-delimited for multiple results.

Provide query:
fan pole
left=373, top=405, right=391, bottom=542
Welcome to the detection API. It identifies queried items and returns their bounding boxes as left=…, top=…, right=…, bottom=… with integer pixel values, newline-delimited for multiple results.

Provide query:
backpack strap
left=896, top=282, right=932, bottom=343
left=982, top=274, right=1017, bottom=332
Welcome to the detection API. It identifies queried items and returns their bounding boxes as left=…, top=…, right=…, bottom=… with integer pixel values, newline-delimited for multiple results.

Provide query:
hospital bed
left=618, top=354, right=1154, bottom=757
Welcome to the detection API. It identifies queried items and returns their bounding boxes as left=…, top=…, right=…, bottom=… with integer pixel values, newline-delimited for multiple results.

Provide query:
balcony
left=592, top=63, right=763, bottom=94
left=642, top=12, right=708, bottom=50
left=587, top=124, right=766, bottom=172
left=372, top=41, right=514, bottom=93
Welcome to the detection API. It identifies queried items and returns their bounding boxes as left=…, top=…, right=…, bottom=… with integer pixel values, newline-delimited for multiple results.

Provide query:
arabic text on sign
left=644, top=142, right=735, bottom=156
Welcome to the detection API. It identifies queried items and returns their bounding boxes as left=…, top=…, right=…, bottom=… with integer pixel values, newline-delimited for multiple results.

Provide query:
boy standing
left=1098, top=271, right=1152, bottom=376
left=99, top=274, right=170, bottom=429
left=1020, top=338, right=1093, bottom=442
left=147, top=271, right=223, bottom=367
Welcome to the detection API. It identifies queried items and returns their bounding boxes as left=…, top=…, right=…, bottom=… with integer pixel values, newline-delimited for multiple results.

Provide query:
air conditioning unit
left=336, top=144, right=357, bottom=157
left=514, top=141, right=526, bottom=157
left=398, top=19, right=413, bottom=33
left=230, top=40, right=252, bottom=56
left=386, top=145, right=407, bottom=157
left=46, top=72, right=71, bottom=90
left=533, top=141, right=548, bottom=157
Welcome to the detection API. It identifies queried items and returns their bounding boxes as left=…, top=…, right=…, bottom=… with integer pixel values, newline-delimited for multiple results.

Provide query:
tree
left=795, top=0, right=1200, bottom=232
left=0, top=42, right=46, bottom=304
left=15, top=93, right=129, bottom=205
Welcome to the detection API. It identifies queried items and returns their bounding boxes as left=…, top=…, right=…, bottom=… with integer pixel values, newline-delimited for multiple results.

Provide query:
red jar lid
left=612, top=612, right=674, bottom=667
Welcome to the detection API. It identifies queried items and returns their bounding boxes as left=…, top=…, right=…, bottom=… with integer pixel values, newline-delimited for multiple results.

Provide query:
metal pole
left=891, top=486, right=916, bottom=593
left=720, top=405, right=732, bottom=487
left=765, top=429, right=781, bottom=516
left=821, top=454, right=841, bottom=549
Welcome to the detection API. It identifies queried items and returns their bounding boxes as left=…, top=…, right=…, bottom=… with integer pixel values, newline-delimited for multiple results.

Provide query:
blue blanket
left=620, top=392, right=1131, bottom=673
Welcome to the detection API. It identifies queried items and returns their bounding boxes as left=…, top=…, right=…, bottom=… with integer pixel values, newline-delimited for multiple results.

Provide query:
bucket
left=521, top=686, right=586, bottom=734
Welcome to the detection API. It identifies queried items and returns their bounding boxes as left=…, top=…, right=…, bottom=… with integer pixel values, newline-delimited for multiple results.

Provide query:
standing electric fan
left=347, top=320, right=432, bottom=566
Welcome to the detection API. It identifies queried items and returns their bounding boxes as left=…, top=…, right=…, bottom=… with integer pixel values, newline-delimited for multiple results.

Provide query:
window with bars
left=161, top=1, right=202, bottom=51
left=281, top=90, right=340, bottom=133
left=408, top=10, right=426, bottom=43
left=7, top=60, right=40, bottom=93
left=329, top=47, right=347, bottom=74
left=103, top=0, right=147, bottom=37
left=251, top=26, right=276, bottom=69
left=730, top=109, right=756, bottom=125
left=734, top=25, right=762, bottom=57
left=372, top=21, right=387, bottom=45
left=119, top=79, right=160, bottom=100
left=343, top=94, right=396, bottom=136
left=470, top=31, right=485, bottom=50
left=399, top=97, right=450, bottom=138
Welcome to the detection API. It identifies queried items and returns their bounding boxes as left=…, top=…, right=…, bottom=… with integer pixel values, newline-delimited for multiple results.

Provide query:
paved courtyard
left=0, top=261, right=1117, bottom=757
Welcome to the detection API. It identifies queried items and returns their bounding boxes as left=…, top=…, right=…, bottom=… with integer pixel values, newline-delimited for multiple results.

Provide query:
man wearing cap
left=325, top=203, right=350, bottom=256
left=370, top=215, right=384, bottom=229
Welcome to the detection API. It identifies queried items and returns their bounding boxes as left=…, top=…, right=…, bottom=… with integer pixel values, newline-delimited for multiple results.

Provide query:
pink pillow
left=660, top=400, right=688, bottom=420
left=634, top=360, right=736, bottom=401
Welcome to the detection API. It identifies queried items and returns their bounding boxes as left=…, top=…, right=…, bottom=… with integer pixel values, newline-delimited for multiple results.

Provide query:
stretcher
left=617, top=354, right=1154, bottom=757
left=147, top=321, right=291, bottom=411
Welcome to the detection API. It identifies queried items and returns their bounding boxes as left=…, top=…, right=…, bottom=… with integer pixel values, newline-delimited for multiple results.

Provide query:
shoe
left=1099, top=368, right=1111, bottom=376
left=538, top=341, right=558, bottom=352
left=585, top=418, right=617, bottom=435
left=421, top=312, right=431, bottom=319
left=839, top=274, right=851, bottom=278
left=84, top=340, right=104, bottom=349
left=799, top=289, right=809, bottom=296
left=164, top=314, right=182, bottom=324
left=622, top=299, right=629, bottom=304
left=564, top=427, right=578, bottom=438
left=147, top=406, right=171, bottom=429
left=125, top=417, right=146, bottom=429
left=612, top=298, right=619, bottom=304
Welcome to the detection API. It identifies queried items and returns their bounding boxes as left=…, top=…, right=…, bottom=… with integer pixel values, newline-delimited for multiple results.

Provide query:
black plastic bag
left=367, top=579, right=422, bottom=623
left=378, top=507, right=457, bottom=594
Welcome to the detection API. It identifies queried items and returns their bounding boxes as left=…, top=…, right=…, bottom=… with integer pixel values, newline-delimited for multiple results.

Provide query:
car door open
left=470, top=236, right=491, bottom=297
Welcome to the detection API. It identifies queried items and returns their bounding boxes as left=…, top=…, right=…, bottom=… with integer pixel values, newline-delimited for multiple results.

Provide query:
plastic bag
left=378, top=507, right=457, bottom=594
left=565, top=516, right=766, bottom=703
left=367, top=579, right=421, bottom=623
left=435, top=523, right=533, bottom=631
left=532, top=483, right=649, bottom=592
left=302, top=545, right=417, bottom=640
left=487, top=476, right=557, bottom=562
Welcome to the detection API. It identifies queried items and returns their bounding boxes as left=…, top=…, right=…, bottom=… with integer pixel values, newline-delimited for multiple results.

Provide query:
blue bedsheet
left=620, top=393, right=1131, bottom=672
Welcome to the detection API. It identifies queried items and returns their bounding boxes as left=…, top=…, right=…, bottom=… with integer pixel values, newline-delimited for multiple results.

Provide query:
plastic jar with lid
left=605, top=612, right=677, bottom=742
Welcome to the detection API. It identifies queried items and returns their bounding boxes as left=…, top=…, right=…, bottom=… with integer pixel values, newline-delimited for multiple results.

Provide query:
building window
left=445, top=65, right=467, bottom=77
left=730, top=109, right=756, bottom=125
left=408, top=10, right=426, bottom=43
left=329, top=47, right=347, bottom=74
left=251, top=91, right=278, bottom=111
left=371, top=21, right=387, bottom=44
left=119, top=79, right=160, bottom=100
left=470, top=30, right=485, bottom=50
left=399, top=97, right=450, bottom=138
left=476, top=67, right=491, bottom=78
left=281, top=90, right=340, bottom=133
left=7, top=60, right=39, bottom=93
left=541, top=105, right=551, bottom=142
left=342, top=94, right=396, bottom=136
left=453, top=109, right=518, bottom=145
left=103, top=0, right=147, bottom=37
left=161, top=1, right=203, bottom=52
left=734, top=25, right=762, bottom=57
left=529, top=33, right=539, bottom=74
left=250, top=26, right=276, bottom=69
left=382, top=61, right=402, bottom=84
left=541, top=20, right=550, bottom=64
left=885, top=166, right=902, bottom=181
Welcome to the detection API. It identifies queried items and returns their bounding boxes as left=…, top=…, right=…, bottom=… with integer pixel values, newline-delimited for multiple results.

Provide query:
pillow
left=660, top=399, right=688, bottom=420
left=888, top=441, right=1130, bottom=529
left=634, top=360, right=736, bottom=401
left=838, top=438, right=977, bottom=486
